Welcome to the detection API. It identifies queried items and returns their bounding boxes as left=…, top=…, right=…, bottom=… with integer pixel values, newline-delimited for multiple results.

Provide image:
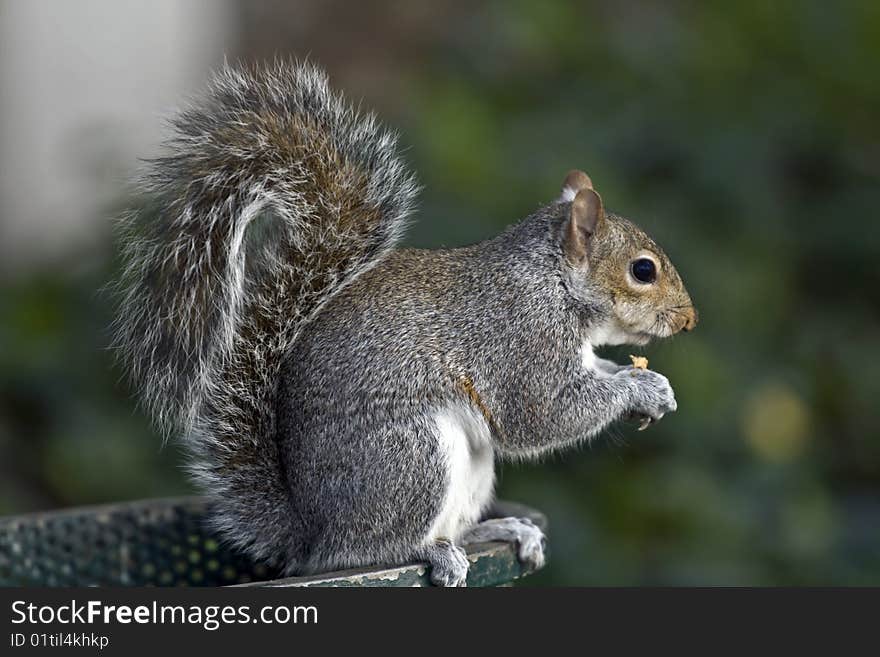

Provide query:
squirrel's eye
left=631, top=258, right=657, bottom=284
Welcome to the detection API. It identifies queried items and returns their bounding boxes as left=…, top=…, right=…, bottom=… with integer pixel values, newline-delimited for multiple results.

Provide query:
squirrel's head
left=558, top=170, right=697, bottom=346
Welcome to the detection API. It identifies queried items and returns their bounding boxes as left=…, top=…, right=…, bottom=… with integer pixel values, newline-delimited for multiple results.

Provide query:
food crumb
left=629, top=355, right=649, bottom=370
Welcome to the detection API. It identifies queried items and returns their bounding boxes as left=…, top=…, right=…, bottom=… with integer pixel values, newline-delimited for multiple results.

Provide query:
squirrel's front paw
left=620, top=368, right=677, bottom=429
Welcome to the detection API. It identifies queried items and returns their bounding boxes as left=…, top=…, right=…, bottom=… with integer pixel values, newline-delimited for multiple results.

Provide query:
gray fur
left=275, top=207, right=676, bottom=574
left=114, top=62, right=686, bottom=584
left=461, top=517, right=546, bottom=571
left=112, top=61, right=418, bottom=567
left=416, top=540, right=469, bottom=587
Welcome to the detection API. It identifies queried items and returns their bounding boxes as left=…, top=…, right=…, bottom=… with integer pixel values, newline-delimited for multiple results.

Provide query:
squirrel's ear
left=563, top=188, right=605, bottom=265
left=559, top=170, right=593, bottom=202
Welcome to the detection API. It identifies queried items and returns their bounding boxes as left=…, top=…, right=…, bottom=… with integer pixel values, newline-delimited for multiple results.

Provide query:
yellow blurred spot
left=742, top=383, right=810, bottom=462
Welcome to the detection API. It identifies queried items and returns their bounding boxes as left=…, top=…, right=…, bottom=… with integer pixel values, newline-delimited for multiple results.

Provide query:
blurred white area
left=0, top=0, right=234, bottom=272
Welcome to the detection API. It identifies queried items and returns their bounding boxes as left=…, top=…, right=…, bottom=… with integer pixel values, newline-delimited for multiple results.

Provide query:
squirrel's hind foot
left=461, top=517, right=547, bottom=572
left=418, top=538, right=469, bottom=587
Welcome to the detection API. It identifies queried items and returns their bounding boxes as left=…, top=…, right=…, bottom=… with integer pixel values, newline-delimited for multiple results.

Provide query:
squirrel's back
left=113, top=62, right=419, bottom=567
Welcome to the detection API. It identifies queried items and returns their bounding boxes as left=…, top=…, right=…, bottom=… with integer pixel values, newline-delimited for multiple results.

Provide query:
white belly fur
left=425, top=402, right=496, bottom=543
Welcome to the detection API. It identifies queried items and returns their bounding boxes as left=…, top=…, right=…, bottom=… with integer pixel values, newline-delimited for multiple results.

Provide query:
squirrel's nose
left=681, top=307, right=699, bottom=332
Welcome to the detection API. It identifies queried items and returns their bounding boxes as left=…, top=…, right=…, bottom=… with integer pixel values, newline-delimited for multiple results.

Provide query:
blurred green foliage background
left=1, top=0, right=878, bottom=585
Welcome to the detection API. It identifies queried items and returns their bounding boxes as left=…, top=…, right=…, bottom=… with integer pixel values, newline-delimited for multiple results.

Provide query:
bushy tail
left=113, top=62, right=419, bottom=566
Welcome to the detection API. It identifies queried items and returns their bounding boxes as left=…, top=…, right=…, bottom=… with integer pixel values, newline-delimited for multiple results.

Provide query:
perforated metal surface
left=0, top=497, right=546, bottom=587
left=0, top=498, right=276, bottom=587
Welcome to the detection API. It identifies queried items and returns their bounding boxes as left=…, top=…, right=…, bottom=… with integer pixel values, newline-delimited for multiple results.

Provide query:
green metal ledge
left=0, top=497, right=546, bottom=587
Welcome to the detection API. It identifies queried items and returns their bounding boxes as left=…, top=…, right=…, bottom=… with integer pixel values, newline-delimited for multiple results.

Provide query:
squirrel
left=113, top=62, right=697, bottom=586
